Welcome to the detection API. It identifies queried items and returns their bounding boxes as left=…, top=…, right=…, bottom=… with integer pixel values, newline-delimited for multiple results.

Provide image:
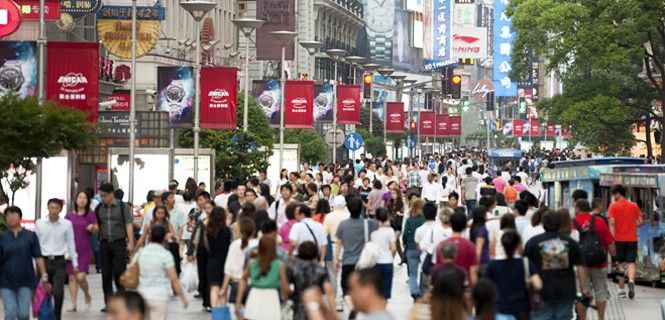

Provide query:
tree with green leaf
left=283, top=129, right=328, bottom=165
left=179, top=93, right=273, bottom=184
left=0, top=94, right=96, bottom=205
left=507, top=0, right=664, bottom=158
left=357, top=129, right=387, bottom=157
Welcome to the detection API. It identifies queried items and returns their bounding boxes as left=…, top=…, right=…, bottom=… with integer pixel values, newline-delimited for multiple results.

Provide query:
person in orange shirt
left=503, top=179, right=518, bottom=205
left=608, top=184, right=644, bottom=299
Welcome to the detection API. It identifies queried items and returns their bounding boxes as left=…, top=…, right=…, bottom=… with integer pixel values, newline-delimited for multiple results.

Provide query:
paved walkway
left=1, top=264, right=663, bottom=319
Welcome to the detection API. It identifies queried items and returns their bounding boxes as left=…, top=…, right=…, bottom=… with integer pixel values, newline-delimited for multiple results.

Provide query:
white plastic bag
left=181, top=261, right=198, bottom=292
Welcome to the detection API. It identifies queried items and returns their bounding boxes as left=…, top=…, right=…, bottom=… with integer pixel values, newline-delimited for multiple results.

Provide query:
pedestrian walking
left=203, top=206, right=232, bottom=308
left=289, top=203, right=328, bottom=264
left=403, top=197, right=425, bottom=299
left=65, top=191, right=98, bottom=312
left=371, top=208, right=397, bottom=300
left=608, top=184, right=643, bottom=299
left=220, top=218, right=257, bottom=307
left=186, top=192, right=213, bottom=311
left=385, top=187, right=405, bottom=264
left=288, top=241, right=336, bottom=320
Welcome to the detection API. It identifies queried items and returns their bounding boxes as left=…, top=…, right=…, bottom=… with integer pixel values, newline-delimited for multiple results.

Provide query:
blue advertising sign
left=344, top=132, right=364, bottom=151
left=406, top=135, right=417, bottom=148
left=492, top=0, right=517, bottom=97
left=432, top=0, right=451, bottom=63
left=97, top=5, right=166, bottom=20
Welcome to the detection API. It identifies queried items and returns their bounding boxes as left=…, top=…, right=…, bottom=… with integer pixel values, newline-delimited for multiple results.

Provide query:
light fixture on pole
left=326, top=48, right=347, bottom=164
left=363, top=63, right=380, bottom=135
left=232, top=18, right=264, bottom=132
left=180, top=0, right=216, bottom=184
left=270, top=31, right=298, bottom=172
left=345, top=56, right=365, bottom=84
left=376, top=68, right=394, bottom=142
left=299, top=40, right=323, bottom=80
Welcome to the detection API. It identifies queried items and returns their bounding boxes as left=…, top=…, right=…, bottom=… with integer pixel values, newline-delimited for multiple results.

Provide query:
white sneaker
left=617, top=291, right=628, bottom=299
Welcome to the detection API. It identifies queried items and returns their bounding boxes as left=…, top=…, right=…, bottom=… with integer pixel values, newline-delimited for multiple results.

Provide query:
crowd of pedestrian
left=0, top=150, right=646, bottom=320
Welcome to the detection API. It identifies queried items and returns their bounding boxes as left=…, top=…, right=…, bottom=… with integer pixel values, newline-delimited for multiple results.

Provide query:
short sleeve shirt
left=0, top=229, right=42, bottom=290
left=608, top=199, right=641, bottom=242
left=137, top=243, right=175, bottom=301
left=573, top=213, right=614, bottom=268
left=371, top=227, right=396, bottom=264
left=437, top=236, right=478, bottom=274
left=336, top=218, right=379, bottom=265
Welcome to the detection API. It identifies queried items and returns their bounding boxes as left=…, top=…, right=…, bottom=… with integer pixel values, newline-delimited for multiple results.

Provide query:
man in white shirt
left=421, top=173, right=444, bottom=205
left=417, top=165, right=430, bottom=185
left=414, top=203, right=439, bottom=293
left=268, top=184, right=295, bottom=227
left=514, top=200, right=530, bottom=237
left=289, top=203, right=328, bottom=264
left=35, top=198, right=80, bottom=320
left=214, top=180, right=235, bottom=209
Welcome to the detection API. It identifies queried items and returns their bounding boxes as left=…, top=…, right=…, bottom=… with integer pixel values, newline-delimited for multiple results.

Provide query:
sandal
left=66, top=306, right=77, bottom=312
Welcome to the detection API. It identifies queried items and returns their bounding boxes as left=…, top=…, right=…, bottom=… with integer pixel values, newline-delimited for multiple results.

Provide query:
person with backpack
left=573, top=199, right=615, bottom=320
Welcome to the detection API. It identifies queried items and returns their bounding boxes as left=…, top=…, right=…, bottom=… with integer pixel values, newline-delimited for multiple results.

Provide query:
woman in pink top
left=278, top=202, right=299, bottom=251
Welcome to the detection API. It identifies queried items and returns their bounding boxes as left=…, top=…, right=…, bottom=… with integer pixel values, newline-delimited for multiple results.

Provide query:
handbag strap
left=522, top=257, right=530, bottom=288
left=364, top=218, right=369, bottom=243
left=302, top=221, right=319, bottom=248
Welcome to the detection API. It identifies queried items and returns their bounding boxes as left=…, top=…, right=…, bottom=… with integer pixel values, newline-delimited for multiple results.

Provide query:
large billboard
left=432, top=0, right=452, bottom=63
left=0, top=41, right=37, bottom=99
left=156, top=66, right=194, bottom=126
left=256, top=0, right=295, bottom=60
left=493, top=0, right=517, bottom=96
left=451, top=26, right=487, bottom=59
left=252, top=79, right=281, bottom=127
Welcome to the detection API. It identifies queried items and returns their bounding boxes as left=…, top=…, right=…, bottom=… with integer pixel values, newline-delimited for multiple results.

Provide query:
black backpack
left=573, top=216, right=607, bottom=266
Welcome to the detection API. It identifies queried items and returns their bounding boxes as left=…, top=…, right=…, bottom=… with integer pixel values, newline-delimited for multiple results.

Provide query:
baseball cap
left=332, top=195, right=347, bottom=209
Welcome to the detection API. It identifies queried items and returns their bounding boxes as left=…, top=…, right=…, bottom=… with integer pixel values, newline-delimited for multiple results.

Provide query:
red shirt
left=607, top=199, right=641, bottom=242
left=436, top=236, right=478, bottom=274
left=573, top=213, right=614, bottom=268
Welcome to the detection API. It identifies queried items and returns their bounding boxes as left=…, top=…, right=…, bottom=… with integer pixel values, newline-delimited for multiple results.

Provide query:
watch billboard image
left=252, top=79, right=281, bottom=127
left=0, top=41, right=37, bottom=99
left=157, top=66, right=194, bottom=126
left=313, top=83, right=333, bottom=122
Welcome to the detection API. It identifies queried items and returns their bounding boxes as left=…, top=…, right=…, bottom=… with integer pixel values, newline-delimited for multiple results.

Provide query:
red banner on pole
left=336, top=84, right=361, bottom=124
left=530, top=119, right=539, bottom=136
left=385, top=102, right=405, bottom=133
left=449, top=115, right=461, bottom=136
left=562, top=125, right=572, bottom=137
left=200, top=67, right=237, bottom=129
left=436, top=114, right=449, bottom=136
left=46, top=41, right=99, bottom=121
left=284, top=80, right=314, bottom=128
left=513, top=119, right=524, bottom=137
left=546, top=123, right=556, bottom=137
left=419, top=111, right=435, bottom=137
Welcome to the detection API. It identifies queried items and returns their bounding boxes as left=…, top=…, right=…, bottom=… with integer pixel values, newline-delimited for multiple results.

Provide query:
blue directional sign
left=489, top=121, right=497, bottom=131
left=344, top=132, right=364, bottom=151
left=406, top=135, right=417, bottom=148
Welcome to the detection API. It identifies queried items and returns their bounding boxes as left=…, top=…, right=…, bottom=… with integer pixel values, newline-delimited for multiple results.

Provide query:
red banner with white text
left=46, top=41, right=99, bottom=121
left=530, top=119, right=539, bottom=137
left=385, top=102, right=405, bottom=133
left=513, top=119, right=524, bottom=137
left=436, top=114, right=449, bottom=136
left=284, top=80, right=314, bottom=128
left=419, top=111, right=435, bottom=137
left=546, top=123, right=556, bottom=137
left=449, top=115, right=462, bottom=136
left=200, top=67, right=238, bottom=129
left=336, top=84, right=361, bottom=124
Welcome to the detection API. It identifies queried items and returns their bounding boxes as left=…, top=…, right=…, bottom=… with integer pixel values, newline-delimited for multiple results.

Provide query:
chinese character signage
left=157, top=66, right=194, bottom=127
left=108, top=89, right=130, bottom=111
left=61, top=0, right=101, bottom=18
left=252, top=79, right=281, bottom=127
left=453, top=3, right=475, bottom=26
left=449, top=115, right=461, bottom=136
left=200, top=67, right=237, bottom=130
left=419, top=111, right=435, bottom=137
left=385, top=102, right=405, bottom=133
left=17, top=1, right=60, bottom=20
left=284, top=80, right=314, bottom=128
left=0, top=41, right=37, bottom=98
left=336, top=84, right=361, bottom=125
left=97, top=4, right=163, bottom=59
left=46, top=41, right=99, bottom=121
left=432, top=0, right=451, bottom=63
left=493, top=0, right=517, bottom=96
left=96, top=5, right=164, bottom=20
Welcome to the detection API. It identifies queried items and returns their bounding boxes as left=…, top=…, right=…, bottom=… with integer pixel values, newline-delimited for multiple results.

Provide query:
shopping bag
left=32, top=283, right=50, bottom=317
left=181, top=261, right=199, bottom=292
left=211, top=305, right=232, bottom=320
left=38, top=295, right=55, bottom=320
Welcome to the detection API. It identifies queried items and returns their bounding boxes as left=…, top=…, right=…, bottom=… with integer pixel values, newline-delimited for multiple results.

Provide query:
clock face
left=366, top=0, right=394, bottom=33
left=165, top=84, right=185, bottom=102
left=0, top=68, right=23, bottom=91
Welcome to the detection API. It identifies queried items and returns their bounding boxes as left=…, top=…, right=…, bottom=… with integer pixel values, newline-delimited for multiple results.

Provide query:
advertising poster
left=46, top=41, right=99, bottom=121
left=313, top=83, right=333, bottom=122
left=493, top=0, right=517, bottom=96
left=422, top=0, right=432, bottom=60
left=108, top=89, right=130, bottom=111
left=385, top=102, right=405, bottom=133
left=393, top=0, right=422, bottom=69
left=451, top=26, right=488, bottom=59
left=419, top=111, right=435, bottom=137
left=530, top=119, right=539, bottom=137
left=252, top=79, right=281, bottom=127
left=256, top=0, right=295, bottom=60
left=513, top=119, right=524, bottom=137
left=284, top=80, right=314, bottom=128
left=436, top=114, right=449, bottom=136
left=0, top=41, right=37, bottom=99
left=157, top=66, right=194, bottom=126
left=336, top=84, right=361, bottom=125
left=200, top=67, right=237, bottom=129
left=432, top=0, right=451, bottom=63
left=546, top=123, right=556, bottom=137
left=449, top=115, right=461, bottom=136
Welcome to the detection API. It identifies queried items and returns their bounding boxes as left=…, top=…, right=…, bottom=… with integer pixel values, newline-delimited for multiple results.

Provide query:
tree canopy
left=284, top=129, right=328, bottom=165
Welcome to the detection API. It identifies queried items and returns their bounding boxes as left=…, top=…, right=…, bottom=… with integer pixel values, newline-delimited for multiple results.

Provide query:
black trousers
left=168, top=242, right=181, bottom=275
left=45, top=257, right=67, bottom=320
left=196, top=248, right=210, bottom=307
left=100, top=239, right=127, bottom=306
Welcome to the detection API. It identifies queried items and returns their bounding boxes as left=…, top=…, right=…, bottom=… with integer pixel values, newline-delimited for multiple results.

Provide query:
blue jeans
left=531, top=299, right=574, bottom=320
left=375, top=263, right=393, bottom=299
left=406, top=249, right=422, bottom=297
left=465, top=199, right=477, bottom=215
left=1, top=287, right=33, bottom=320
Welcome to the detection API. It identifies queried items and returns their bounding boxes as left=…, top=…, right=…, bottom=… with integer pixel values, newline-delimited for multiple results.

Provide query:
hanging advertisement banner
left=385, top=102, right=405, bottom=133
left=419, top=111, right=435, bottom=137
left=252, top=79, right=281, bottom=127
left=562, top=125, right=572, bottom=138
left=256, top=0, right=295, bottom=60
left=493, top=0, right=517, bottom=96
left=0, top=41, right=37, bottom=98
left=17, top=0, right=61, bottom=20
left=156, top=66, right=194, bottom=127
left=200, top=67, right=237, bottom=130
left=451, top=26, right=487, bottom=59
left=284, top=80, right=314, bottom=128
left=313, top=83, right=333, bottom=122
left=432, top=0, right=451, bottom=63
left=336, top=84, right=361, bottom=125
left=436, top=114, right=449, bottom=136
left=449, top=115, right=461, bottom=136
left=108, top=89, right=130, bottom=111
left=453, top=3, right=475, bottom=26
left=46, top=41, right=99, bottom=121
left=96, top=4, right=164, bottom=59
left=513, top=119, right=524, bottom=137
left=530, top=119, right=539, bottom=137
left=546, top=123, right=555, bottom=137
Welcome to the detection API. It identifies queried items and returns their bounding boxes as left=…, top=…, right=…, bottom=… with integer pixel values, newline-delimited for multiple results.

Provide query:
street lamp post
left=270, top=31, right=298, bottom=172
left=345, top=56, right=365, bottom=85
left=180, top=0, right=216, bottom=183
left=327, top=49, right=347, bottom=164
left=363, top=63, right=380, bottom=135
left=377, top=68, right=394, bottom=143
left=402, top=79, right=417, bottom=159
left=299, top=41, right=323, bottom=80
left=232, top=18, right=264, bottom=132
